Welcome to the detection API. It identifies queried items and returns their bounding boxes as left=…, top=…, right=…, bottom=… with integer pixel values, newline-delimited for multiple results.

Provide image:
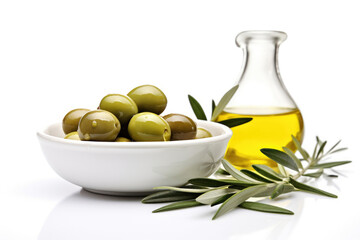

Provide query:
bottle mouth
left=235, top=30, right=287, bottom=47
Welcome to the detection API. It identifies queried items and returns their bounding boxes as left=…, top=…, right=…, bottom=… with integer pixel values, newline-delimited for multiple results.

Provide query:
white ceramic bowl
left=37, top=120, right=232, bottom=196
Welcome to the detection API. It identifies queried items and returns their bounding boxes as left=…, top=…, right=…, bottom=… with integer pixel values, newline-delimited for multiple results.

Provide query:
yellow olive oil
left=217, top=107, right=304, bottom=170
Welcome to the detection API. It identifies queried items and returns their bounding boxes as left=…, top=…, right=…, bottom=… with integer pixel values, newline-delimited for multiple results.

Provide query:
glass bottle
left=217, top=30, right=304, bottom=170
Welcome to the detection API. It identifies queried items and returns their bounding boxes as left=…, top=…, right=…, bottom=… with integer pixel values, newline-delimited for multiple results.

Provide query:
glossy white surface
left=37, top=121, right=231, bottom=195
left=1, top=0, right=360, bottom=239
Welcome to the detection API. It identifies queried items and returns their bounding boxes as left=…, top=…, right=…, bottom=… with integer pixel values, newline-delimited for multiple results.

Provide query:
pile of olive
left=62, top=85, right=212, bottom=142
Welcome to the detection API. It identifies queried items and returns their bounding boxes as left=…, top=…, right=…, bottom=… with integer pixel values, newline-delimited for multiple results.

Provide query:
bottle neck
left=241, top=41, right=280, bottom=82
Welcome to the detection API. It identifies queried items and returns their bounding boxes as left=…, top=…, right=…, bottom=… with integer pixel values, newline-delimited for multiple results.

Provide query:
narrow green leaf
left=196, top=188, right=238, bottom=205
left=152, top=200, right=203, bottom=213
left=212, top=184, right=269, bottom=220
left=188, top=178, right=230, bottom=187
left=211, top=194, right=233, bottom=207
left=283, top=147, right=303, bottom=170
left=211, top=85, right=239, bottom=121
left=216, top=168, right=230, bottom=175
left=330, top=147, right=348, bottom=154
left=188, top=95, right=207, bottom=120
left=253, top=183, right=294, bottom=198
left=221, top=159, right=265, bottom=184
left=271, top=183, right=285, bottom=199
left=212, top=99, right=216, bottom=115
left=217, top=118, right=252, bottom=128
left=310, top=161, right=352, bottom=169
left=289, top=178, right=337, bottom=198
left=278, top=164, right=289, bottom=177
left=327, top=174, right=338, bottom=178
left=142, top=190, right=199, bottom=203
left=325, top=140, right=341, bottom=155
left=239, top=201, right=294, bottom=215
left=303, top=169, right=324, bottom=178
left=292, top=135, right=310, bottom=160
left=316, top=141, right=327, bottom=159
left=261, top=148, right=299, bottom=172
left=153, top=186, right=210, bottom=193
left=240, top=169, right=274, bottom=183
left=312, top=140, right=319, bottom=160
left=188, top=178, right=251, bottom=188
left=252, top=164, right=284, bottom=181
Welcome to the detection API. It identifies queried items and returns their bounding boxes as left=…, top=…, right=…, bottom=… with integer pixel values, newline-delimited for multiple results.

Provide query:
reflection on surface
left=38, top=189, right=306, bottom=240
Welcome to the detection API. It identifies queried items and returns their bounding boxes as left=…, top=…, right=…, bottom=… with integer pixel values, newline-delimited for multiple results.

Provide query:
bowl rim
left=37, top=120, right=232, bottom=148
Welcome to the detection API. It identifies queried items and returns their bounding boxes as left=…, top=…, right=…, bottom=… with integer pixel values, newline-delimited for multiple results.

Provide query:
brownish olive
left=62, top=108, right=90, bottom=134
left=163, top=113, right=197, bottom=140
left=77, top=110, right=121, bottom=141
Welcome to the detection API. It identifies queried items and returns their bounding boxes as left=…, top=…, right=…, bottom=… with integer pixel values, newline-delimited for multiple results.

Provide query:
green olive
left=64, top=131, right=81, bottom=140
left=128, top=112, right=171, bottom=141
left=196, top=128, right=212, bottom=139
left=115, top=137, right=131, bottom=142
left=127, top=85, right=167, bottom=114
left=99, top=94, right=138, bottom=125
left=78, top=110, right=121, bottom=141
left=163, top=113, right=197, bottom=140
left=62, top=108, right=90, bottom=134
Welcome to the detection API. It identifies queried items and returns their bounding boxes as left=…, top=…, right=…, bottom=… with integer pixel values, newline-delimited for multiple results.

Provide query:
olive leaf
left=215, top=168, right=230, bottom=175
left=282, top=147, right=303, bottom=170
left=211, top=85, right=239, bottom=121
left=217, top=118, right=252, bottom=128
left=329, top=148, right=348, bottom=154
left=153, top=200, right=203, bottom=213
left=240, top=169, right=275, bottom=183
left=316, top=141, right=327, bottom=159
left=252, top=164, right=284, bottom=181
left=221, top=159, right=265, bottom=184
left=153, top=186, right=210, bottom=193
left=303, top=169, right=324, bottom=178
left=270, top=183, right=286, bottom=199
left=188, top=178, right=241, bottom=188
left=212, top=99, right=216, bottom=116
left=188, top=95, right=207, bottom=120
left=213, top=184, right=269, bottom=220
left=239, top=201, right=294, bottom=215
left=291, top=135, right=310, bottom=160
left=260, top=148, right=299, bottom=172
left=310, top=161, right=352, bottom=169
left=196, top=188, right=239, bottom=205
left=142, top=190, right=200, bottom=203
left=289, top=178, right=337, bottom=198
left=211, top=194, right=233, bottom=207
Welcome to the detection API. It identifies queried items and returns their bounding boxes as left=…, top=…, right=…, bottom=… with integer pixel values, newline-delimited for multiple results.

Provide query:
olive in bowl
left=196, top=127, right=213, bottom=139
left=62, top=108, right=90, bottom=134
left=128, top=85, right=167, bottom=114
left=77, top=110, right=121, bottom=141
left=99, top=94, right=138, bottom=125
left=128, top=112, right=171, bottom=141
left=163, top=113, right=197, bottom=141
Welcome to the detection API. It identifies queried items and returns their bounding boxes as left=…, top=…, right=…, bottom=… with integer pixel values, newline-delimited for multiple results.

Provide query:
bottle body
left=217, top=107, right=304, bottom=169
left=220, top=31, right=304, bottom=170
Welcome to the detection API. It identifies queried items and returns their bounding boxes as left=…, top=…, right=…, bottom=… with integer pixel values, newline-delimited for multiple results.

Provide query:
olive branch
left=142, top=136, right=350, bottom=219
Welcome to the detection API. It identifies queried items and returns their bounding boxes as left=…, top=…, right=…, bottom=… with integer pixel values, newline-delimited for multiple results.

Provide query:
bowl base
left=83, top=188, right=154, bottom=197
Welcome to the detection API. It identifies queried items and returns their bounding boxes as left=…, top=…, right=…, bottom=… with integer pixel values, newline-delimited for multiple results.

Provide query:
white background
left=1, top=0, right=359, bottom=239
